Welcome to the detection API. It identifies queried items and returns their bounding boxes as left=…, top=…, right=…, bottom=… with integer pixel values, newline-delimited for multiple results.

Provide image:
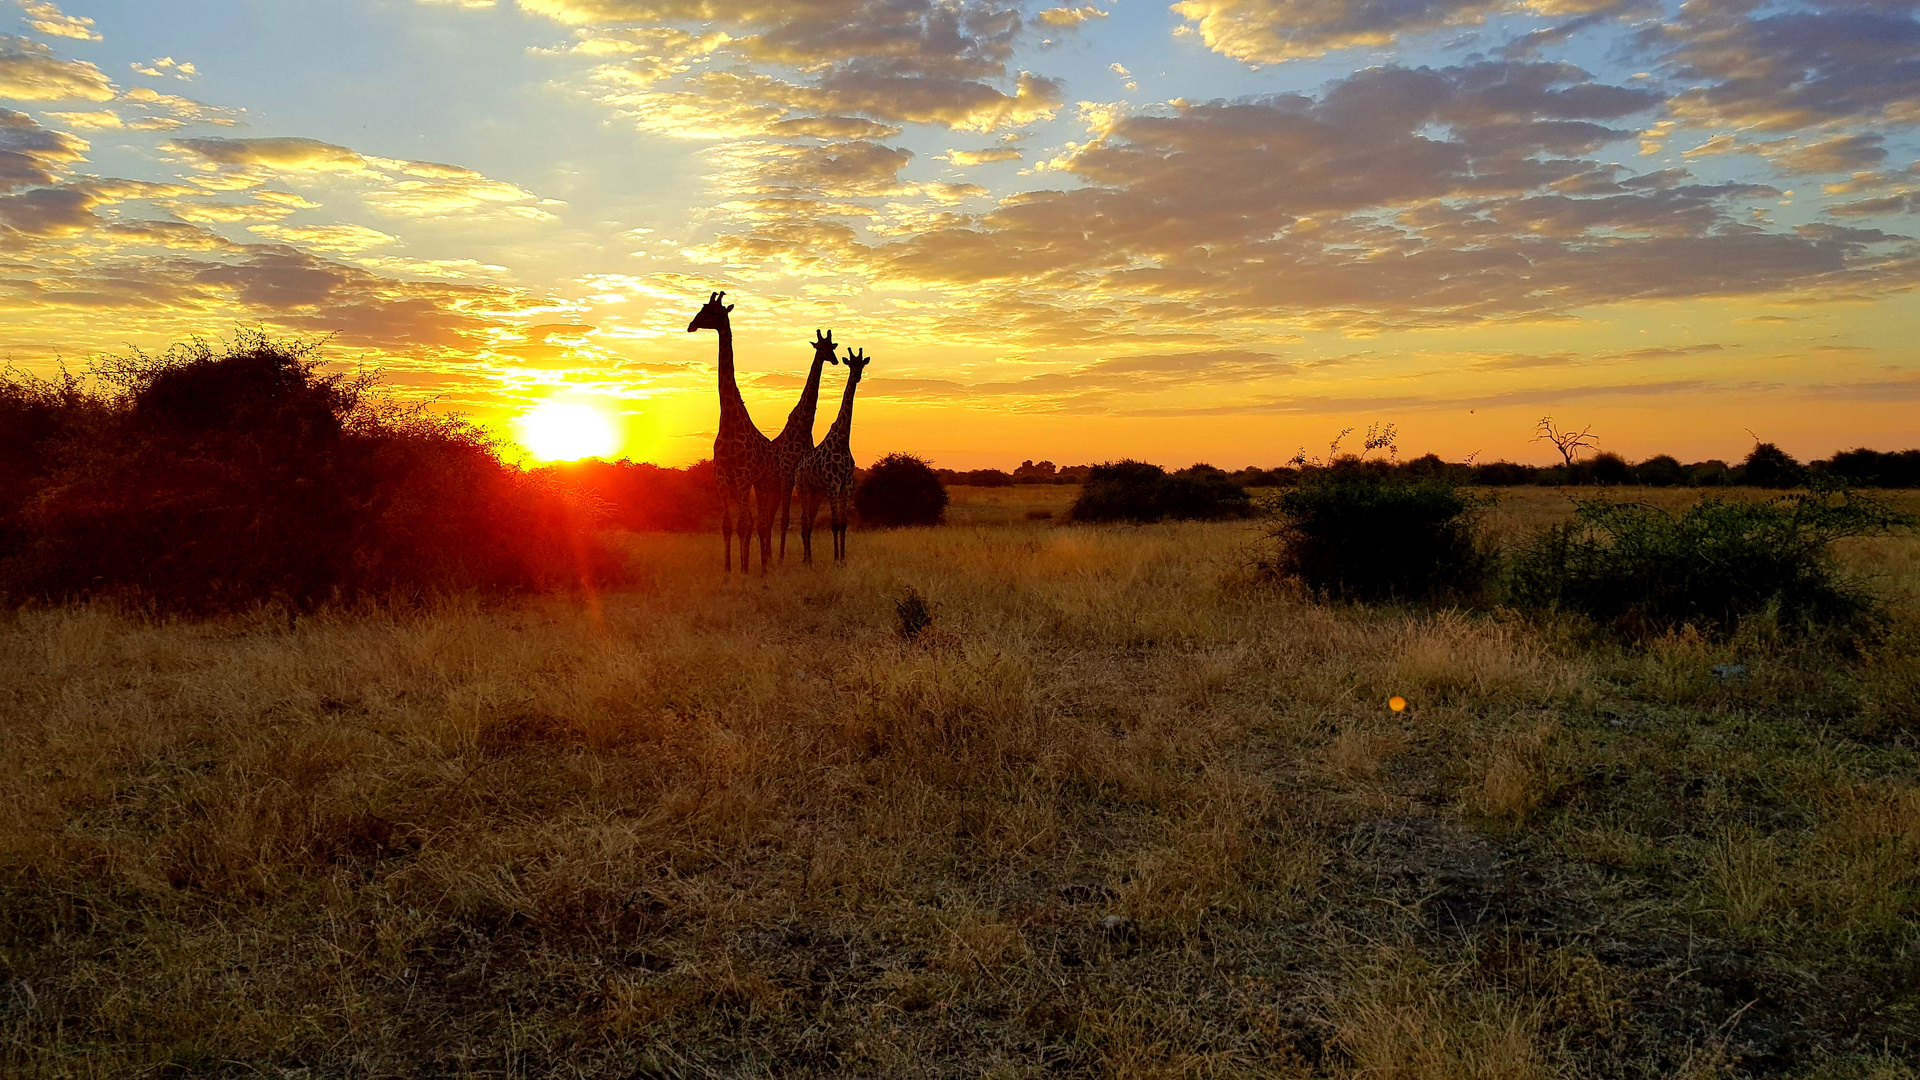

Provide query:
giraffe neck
left=715, top=324, right=752, bottom=424
left=780, top=350, right=832, bottom=442
left=823, top=372, right=861, bottom=450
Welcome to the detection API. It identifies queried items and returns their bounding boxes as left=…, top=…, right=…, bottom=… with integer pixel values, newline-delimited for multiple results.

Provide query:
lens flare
left=1388, top=696, right=1407, bottom=712
left=518, top=401, right=617, bottom=461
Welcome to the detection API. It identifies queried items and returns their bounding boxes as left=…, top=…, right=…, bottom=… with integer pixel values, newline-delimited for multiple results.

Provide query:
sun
left=517, top=401, right=618, bottom=462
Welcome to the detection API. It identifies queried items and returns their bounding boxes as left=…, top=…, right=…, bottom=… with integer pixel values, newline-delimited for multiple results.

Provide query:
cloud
left=247, top=224, right=396, bottom=256
left=944, top=146, right=1022, bottom=166
left=166, top=135, right=368, bottom=172
left=1651, top=1, right=1920, bottom=134
left=130, top=56, right=198, bottom=80
left=1826, top=192, right=1916, bottom=216
left=1685, top=130, right=1890, bottom=175
left=0, top=181, right=93, bottom=236
left=1038, top=6, right=1106, bottom=28
left=1170, top=0, right=1514, bottom=62
left=163, top=135, right=555, bottom=218
left=849, top=61, right=1912, bottom=337
left=17, top=1, right=98, bottom=41
left=0, top=33, right=113, bottom=100
left=528, top=0, right=1061, bottom=133
left=0, top=107, right=85, bottom=191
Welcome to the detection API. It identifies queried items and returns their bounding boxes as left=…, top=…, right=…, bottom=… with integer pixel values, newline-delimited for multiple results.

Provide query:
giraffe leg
left=752, top=483, right=774, bottom=574
left=777, top=477, right=794, bottom=561
left=799, top=488, right=820, bottom=564
left=754, top=484, right=775, bottom=574
left=734, top=487, right=756, bottom=574
left=720, top=488, right=733, bottom=573
left=831, top=495, right=849, bottom=561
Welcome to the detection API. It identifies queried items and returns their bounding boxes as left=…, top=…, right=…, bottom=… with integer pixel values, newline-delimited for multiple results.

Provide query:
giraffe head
left=686, top=290, right=733, bottom=333
left=844, top=347, right=870, bottom=382
left=811, top=329, right=840, bottom=365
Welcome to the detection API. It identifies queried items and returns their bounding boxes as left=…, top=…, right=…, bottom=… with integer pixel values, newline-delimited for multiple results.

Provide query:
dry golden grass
left=941, top=483, right=1081, bottom=526
left=2, top=491, right=1917, bottom=1076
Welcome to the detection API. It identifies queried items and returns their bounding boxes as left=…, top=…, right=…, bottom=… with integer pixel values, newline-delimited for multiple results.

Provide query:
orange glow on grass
left=517, top=401, right=618, bottom=462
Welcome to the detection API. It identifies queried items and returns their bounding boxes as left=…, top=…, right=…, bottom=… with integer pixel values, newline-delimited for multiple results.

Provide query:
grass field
left=3, top=486, right=1917, bottom=1077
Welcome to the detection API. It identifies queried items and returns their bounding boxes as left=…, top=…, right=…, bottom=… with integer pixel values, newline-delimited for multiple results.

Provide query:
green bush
left=1508, top=492, right=1909, bottom=636
left=1260, top=471, right=1492, bottom=601
left=854, top=452, right=948, bottom=527
left=1071, top=460, right=1253, bottom=523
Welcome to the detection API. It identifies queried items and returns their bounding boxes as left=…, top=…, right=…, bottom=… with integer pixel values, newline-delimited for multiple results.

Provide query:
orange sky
left=3, top=0, right=1917, bottom=468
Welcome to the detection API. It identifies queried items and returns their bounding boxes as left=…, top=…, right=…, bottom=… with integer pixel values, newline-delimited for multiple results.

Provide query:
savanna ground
left=3, top=486, right=1917, bottom=1078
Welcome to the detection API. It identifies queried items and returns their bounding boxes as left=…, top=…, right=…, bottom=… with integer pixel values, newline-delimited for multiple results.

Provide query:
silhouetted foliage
left=894, top=586, right=934, bottom=641
left=1823, top=448, right=1920, bottom=488
left=1071, top=460, right=1254, bottom=523
left=1687, top=459, right=1735, bottom=487
left=0, top=333, right=613, bottom=613
left=1260, top=465, right=1493, bottom=602
left=937, top=462, right=1092, bottom=485
left=1585, top=452, right=1633, bottom=486
left=1509, top=492, right=1909, bottom=637
left=855, top=452, right=948, bottom=527
left=0, top=368, right=98, bottom=559
left=1635, top=454, right=1685, bottom=487
left=1744, top=442, right=1804, bottom=488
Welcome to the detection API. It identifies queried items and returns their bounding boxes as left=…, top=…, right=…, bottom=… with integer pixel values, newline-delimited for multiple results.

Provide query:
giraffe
left=686, top=291, right=775, bottom=573
left=764, top=329, right=839, bottom=561
left=795, top=347, right=870, bottom=564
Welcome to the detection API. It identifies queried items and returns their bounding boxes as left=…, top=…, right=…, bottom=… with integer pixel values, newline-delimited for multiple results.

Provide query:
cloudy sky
left=2, top=0, right=1916, bottom=467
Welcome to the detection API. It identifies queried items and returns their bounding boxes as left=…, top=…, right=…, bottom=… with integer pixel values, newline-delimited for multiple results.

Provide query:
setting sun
left=517, top=402, right=618, bottom=462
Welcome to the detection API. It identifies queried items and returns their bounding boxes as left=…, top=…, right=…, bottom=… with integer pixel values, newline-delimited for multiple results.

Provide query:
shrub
left=855, top=452, right=948, bottom=527
left=0, top=333, right=612, bottom=612
left=1584, top=452, right=1633, bottom=486
left=1071, top=460, right=1253, bottom=523
left=1686, top=460, right=1734, bottom=486
left=1508, top=492, right=1910, bottom=636
left=1473, top=461, right=1540, bottom=487
left=0, top=368, right=98, bottom=557
left=1634, top=454, right=1685, bottom=487
left=1744, top=442, right=1804, bottom=488
left=1260, top=470, right=1493, bottom=602
left=1820, top=448, right=1920, bottom=488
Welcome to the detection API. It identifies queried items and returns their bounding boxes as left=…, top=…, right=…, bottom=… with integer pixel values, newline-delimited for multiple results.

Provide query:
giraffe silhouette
left=765, top=329, right=839, bottom=561
left=686, top=291, right=774, bottom=573
left=795, top=347, right=870, bottom=563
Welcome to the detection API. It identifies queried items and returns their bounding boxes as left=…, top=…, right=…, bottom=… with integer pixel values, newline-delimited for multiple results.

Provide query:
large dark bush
left=855, top=452, right=949, bottom=527
left=1071, top=460, right=1253, bottom=523
left=0, top=368, right=97, bottom=557
left=1744, top=442, right=1804, bottom=488
left=1508, top=492, right=1908, bottom=636
left=1584, top=452, right=1633, bottom=486
left=1634, top=454, right=1685, bottom=487
left=0, top=333, right=612, bottom=612
left=1822, top=448, right=1920, bottom=488
left=1260, top=469, right=1493, bottom=601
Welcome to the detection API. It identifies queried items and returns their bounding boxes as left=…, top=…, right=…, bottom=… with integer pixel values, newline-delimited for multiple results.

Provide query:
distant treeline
left=536, top=458, right=716, bottom=533
left=937, top=447, right=1920, bottom=490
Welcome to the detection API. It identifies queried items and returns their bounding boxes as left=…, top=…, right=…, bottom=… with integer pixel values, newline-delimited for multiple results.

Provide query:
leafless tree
left=1534, top=416, right=1598, bottom=466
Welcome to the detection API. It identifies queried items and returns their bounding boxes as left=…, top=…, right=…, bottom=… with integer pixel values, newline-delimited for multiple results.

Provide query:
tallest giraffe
left=686, top=291, right=774, bottom=573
